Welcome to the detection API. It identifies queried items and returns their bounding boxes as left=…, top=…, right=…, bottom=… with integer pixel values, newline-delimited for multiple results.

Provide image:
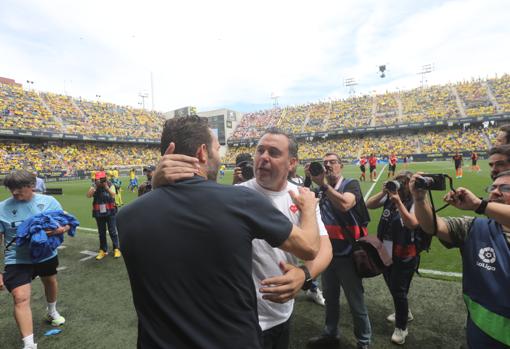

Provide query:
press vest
left=461, top=218, right=510, bottom=346
left=377, top=198, right=417, bottom=259
left=319, top=178, right=369, bottom=257
left=92, top=185, right=117, bottom=218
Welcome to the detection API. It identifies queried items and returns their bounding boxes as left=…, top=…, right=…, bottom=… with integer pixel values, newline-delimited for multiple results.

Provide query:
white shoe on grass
left=306, top=289, right=325, bottom=306
left=391, top=327, right=408, bottom=345
left=386, top=310, right=413, bottom=323
left=46, top=313, right=66, bottom=326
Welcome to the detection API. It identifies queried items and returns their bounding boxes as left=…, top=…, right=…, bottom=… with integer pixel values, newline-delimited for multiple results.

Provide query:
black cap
left=143, top=165, right=156, bottom=172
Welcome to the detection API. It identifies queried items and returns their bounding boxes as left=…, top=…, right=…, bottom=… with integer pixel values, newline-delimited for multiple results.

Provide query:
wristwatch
left=299, top=265, right=313, bottom=291
left=475, top=198, right=489, bottom=215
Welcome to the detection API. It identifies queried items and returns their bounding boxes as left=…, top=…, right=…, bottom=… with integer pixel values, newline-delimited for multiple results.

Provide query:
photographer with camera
left=306, top=153, right=372, bottom=349
left=410, top=171, right=510, bottom=348
left=138, top=165, right=155, bottom=196
left=366, top=171, right=421, bottom=345
left=232, top=153, right=255, bottom=184
left=86, top=171, right=120, bottom=260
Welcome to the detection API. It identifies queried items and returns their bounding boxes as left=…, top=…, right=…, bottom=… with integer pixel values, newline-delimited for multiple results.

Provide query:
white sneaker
left=386, top=309, right=413, bottom=323
left=22, top=344, right=37, bottom=349
left=391, top=328, right=408, bottom=345
left=306, top=289, right=325, bottom=306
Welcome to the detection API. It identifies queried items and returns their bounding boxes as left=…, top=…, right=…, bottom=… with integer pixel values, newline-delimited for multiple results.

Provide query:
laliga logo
left=477, top=247, right=497, bottom=272
left=478, top=247, right=496, bottom=264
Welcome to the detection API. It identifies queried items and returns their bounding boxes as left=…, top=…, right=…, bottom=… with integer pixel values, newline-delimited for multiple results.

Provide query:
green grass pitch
left=1, top=160, right=488, bottom=348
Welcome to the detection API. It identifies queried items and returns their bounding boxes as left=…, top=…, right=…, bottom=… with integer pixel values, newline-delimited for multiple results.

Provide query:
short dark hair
left=488, top=145, right=510, bottom=159
left=3, top=170, right=36, bottom=189
left=160, top=115, right=212, bottom=156
left=262, top=127, right=298, bottom=158
left=324, top=152, right=342, bottom=163
left=500, top=124, right=510, bottom=144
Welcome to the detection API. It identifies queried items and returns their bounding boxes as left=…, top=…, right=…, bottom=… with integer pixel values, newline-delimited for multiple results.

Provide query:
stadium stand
left=0, top=141, right=159, bottom=174
left=0, top=75, right=509, bottom=172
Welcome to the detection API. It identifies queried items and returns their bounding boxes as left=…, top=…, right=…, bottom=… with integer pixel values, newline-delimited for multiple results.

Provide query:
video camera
left=235, top=153, right=254, bottom=181
left=309, top=161, right=324, bottom=176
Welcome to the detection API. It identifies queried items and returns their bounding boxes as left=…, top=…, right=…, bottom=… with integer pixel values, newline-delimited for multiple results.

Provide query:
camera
left=309, top=161, right=324, bottom=176
left=414, top=174, right=447, bottom=191
left=235, top=153, right=254, bottom=181
left=384, top=180, right=400, bottom=193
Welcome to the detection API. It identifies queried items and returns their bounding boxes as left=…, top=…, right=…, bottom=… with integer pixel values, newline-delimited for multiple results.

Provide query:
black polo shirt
left=117, top=176, right=293, bottom=349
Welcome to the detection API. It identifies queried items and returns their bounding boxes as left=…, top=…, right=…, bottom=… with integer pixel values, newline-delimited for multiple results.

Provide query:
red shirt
left=360, top=158, right=367, bottom=166
left=369, top=157, right=377, bottom=166
left=389, top=156, right=397, bottom=166
left=471, top=153, right=478, bottom=160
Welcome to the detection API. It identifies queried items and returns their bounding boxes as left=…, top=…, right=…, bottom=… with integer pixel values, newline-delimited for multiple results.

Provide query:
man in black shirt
left=117, top=116, right=320, bottom=349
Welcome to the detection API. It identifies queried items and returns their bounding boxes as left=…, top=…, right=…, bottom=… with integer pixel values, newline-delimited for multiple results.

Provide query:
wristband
left=474, top=198, right=489, bottom=215
left=299, top=265, right=313, bottom=291
left=320, top=184, right=329, bottom=193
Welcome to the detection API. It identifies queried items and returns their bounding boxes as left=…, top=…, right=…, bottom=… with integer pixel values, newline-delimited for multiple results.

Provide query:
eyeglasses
left=485, top=184, right=510, bottom=193
left=323, top=160, right=339, bottom=165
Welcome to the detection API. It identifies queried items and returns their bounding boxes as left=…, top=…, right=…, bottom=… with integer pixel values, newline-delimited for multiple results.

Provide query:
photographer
left=366, top=171, right=420, bottom=345
left=138, top=165, right=155, bottom=196
left=410, top=172, right=510, bottom=348
left=86, top=171, right=120, bottom=260
left=306, top=153, right=372, bottom=349
left=232, top=153, right=254, bottom=185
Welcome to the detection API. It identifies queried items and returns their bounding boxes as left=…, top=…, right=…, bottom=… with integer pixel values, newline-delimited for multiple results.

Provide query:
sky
left=1, top=0, right=508, bottom=113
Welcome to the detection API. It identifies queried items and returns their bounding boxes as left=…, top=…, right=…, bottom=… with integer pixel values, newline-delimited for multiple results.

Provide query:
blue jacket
left=16, top=210, right=80, bottom=263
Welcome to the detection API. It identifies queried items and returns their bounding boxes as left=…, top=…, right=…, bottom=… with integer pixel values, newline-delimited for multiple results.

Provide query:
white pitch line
left=79, top=250, right=98, bottom=262
left=418, top=268, right=462, bottom=278
left=77, top=227, right=97, bottom=232
left=363, top=164, right=388, bottom=201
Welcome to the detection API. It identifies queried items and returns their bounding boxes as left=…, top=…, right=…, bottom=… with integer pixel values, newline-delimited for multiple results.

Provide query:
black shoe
left=307, top=334, right=340, bottom=348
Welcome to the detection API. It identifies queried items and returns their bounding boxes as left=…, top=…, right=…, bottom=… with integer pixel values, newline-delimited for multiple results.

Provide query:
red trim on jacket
left=325, top=225, right=368, bottom=240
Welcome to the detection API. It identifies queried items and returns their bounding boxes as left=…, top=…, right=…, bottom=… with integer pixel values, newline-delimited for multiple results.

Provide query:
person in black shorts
left=453, top=152, right=463, bottom=178
left=359, top=156, right=367, bottom=181
left=0, top=170, right=69, bottom=349
left=471, top=152, right=480, bottom=172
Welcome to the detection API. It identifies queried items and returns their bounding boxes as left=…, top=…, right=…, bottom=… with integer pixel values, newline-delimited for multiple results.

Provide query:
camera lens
left=241, top=164, right=254, bottom=180
left=309, top=162, right=324, bottom=176
left=385, top=180, right=400, bottom=192
left=415, top=176, right=433, bottom=190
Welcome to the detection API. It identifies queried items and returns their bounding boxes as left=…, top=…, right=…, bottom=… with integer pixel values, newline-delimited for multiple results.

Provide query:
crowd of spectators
left=1, top=84, right=166, bottom=139
left=0, top=83, right=60, bottom=131
left=0, top=141, right=159, bottom=174
left=488, top=74, right=510, bottom=113
left=223, top=126, right=493, bottom=164
left=455, top=80, right=495, bottom=117
left=230, top=108, right=281, bottom=140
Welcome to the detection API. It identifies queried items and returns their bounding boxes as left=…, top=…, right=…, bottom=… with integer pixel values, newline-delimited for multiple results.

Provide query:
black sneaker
left=307, top=334, right=340, bottom=348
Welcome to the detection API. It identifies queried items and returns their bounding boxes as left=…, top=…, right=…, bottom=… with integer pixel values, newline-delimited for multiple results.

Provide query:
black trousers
left=262, top=318, right=291, bottom=349
left=383, top=257, right=417, bottom=330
